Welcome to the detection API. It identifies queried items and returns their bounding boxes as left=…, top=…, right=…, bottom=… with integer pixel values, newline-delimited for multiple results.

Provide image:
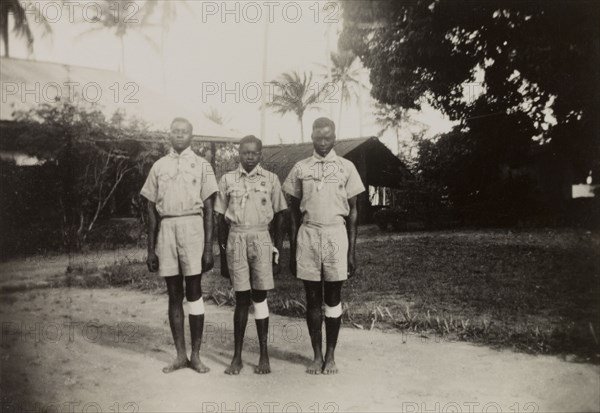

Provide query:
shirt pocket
left=157, top=172, right=176, bottom=203
left=252, top=186, right=272, bottom=218
left=333, top=174, right=350, bottom=210
left=181, top=170, right=203, bottom=205
left=300, top=174, right=318, bottom=201
left=227, top=186, right=247, bottom=206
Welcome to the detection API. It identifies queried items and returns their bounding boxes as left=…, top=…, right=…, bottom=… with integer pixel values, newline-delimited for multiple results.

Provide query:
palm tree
left=267, top=71, right=323, bottom=142
left=0, top=0, right=51, bottom=57
left=78, top=0, right=158, bottom=74
left=141, top=0, right=193, bottom=93
left=327, top=50, right=368, bottom=137
left=374, top=102, right=428, bottom=162
left=203, top=106, right=230, bottom=126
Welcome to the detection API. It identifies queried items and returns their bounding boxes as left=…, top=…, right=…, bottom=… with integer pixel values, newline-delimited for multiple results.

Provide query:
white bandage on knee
left=253, top=300, right=269, bottom=320
left=324, top=303, right=342, bottom=318
left=187, top=297, right=205, bottom=315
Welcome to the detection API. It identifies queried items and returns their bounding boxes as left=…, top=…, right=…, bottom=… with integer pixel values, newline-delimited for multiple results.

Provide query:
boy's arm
left=202, top=193, right=216, bottom=273
left=289, top=197, right=302, bottom=277
left=345, top=196, right=359, bottom=278
left=271, top=210, right=285, bottom=275
left=146, top=200, right=160, bottom=272
left=216, top=212, right=230, bottom=279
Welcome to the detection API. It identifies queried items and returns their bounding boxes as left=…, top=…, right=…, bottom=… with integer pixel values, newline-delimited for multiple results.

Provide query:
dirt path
left=1, top=287, right=598, bottom=413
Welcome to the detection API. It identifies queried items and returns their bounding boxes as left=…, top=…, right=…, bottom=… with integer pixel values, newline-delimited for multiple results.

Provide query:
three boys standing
left=141, top=117, right=364, bottom=376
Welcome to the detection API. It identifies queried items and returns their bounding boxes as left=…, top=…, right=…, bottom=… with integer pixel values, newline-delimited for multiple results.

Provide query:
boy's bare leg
left=225, top=290, right=251, bottom=375
left=303, top=280, right=324, bottom=374
left=164, top=275, right=190, bottom=373
left=186, top=274, right=209, bottom=373
left=323, top=281, right=343, bottom=375
left=252, top=289, right=270, bottom=374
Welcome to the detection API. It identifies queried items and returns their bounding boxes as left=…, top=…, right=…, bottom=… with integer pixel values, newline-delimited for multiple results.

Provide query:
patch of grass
left=69, top=229, right=600, bottom=361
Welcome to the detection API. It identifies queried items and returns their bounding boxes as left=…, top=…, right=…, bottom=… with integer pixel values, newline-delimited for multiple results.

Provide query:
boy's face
left=170, top=121, right=193, bottom=153
left=311, top=126, right=336, bottom=157
left=239, top=141, right=261, bottom=172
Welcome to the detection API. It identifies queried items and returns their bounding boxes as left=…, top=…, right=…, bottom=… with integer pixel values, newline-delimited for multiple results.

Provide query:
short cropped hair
left=170, top=117, right=193, bottom=133
left=312, top=117, right=336, bottom=133
left=239, top=135, right=263, bottom=151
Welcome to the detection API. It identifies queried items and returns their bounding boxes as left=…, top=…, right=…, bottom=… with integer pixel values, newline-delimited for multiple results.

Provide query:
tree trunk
left=338, top=98, right=344, bottom=137
left=119, top=35, right=126, bottom=73
left=299, top=116, right=304, bottom=143
left=160, top=30, right=167, bottom=94
left=358, top=82, right=363, bottom=137
left=1, top=12, right=9, bottom=57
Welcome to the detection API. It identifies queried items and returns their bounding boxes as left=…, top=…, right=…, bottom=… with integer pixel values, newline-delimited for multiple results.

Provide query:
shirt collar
left=238, top=164, right=264, bottom=178
left=312, top=149, right=337, bottom=163
left=168, top=146, right=195, bottom=158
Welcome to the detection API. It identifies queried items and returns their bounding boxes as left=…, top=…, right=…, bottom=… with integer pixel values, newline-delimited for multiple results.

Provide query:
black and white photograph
left=0, top=1, right=599, bottom=412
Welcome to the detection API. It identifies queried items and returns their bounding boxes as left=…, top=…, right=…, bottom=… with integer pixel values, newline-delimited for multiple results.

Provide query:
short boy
left=215, top=135, right=287, bottom=375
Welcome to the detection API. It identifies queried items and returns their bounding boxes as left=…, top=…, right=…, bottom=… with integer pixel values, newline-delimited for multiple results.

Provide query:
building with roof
left=261, top=137, right=413, bottom=223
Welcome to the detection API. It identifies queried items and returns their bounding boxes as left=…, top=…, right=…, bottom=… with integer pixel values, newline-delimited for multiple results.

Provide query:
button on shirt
left=282, top=150, right=366, bottom=225
left=140, top=147, right=218, bottom=217
left=215, top=164, right=287, bottom=226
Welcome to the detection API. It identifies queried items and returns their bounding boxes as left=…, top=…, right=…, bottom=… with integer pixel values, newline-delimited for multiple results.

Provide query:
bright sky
left=5, top=0, right=454, bottom=150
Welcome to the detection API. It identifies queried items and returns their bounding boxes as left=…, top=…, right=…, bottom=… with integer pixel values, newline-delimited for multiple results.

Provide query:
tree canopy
left=340, top=0, right=600, bottom=181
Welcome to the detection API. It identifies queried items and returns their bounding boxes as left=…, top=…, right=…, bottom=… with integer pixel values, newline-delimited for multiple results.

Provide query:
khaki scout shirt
left=140, top=147, right=218, bottom=217
left=282, top=150, right=366, bottom=225
left=215, top=164, right=287, bottom=226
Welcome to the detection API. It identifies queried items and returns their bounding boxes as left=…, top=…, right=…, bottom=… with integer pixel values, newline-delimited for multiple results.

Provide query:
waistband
left=302, top=219, right=345, bottom=229
left=161, top=213, right=202, bottom=220
left=230, top=224, right=269, bottom=233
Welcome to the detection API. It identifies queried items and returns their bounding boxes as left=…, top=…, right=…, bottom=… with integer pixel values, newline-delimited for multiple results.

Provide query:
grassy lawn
left=67, top=228, right=600, bottom=361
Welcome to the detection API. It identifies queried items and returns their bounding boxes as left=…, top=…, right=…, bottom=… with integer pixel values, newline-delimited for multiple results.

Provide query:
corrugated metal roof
left=0, top=57, right=241, bottom=141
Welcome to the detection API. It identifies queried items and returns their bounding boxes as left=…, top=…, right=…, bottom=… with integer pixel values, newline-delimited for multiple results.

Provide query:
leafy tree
left=267, top=71, right=323, bottom=142
left=11, top=100, right=154, bottom=249
left=0, top=0, right=51, bottom=57
left=340, top=0, right=600, bottom=181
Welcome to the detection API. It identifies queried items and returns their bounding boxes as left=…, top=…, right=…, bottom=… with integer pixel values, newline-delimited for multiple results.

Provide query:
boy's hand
left=146, top=252, right=159, bottom=272
left=272, top=247, right=281, bottom=275
left=347, top=253, right=357, bottom=278
left=202, top=249, right=214, bottom=273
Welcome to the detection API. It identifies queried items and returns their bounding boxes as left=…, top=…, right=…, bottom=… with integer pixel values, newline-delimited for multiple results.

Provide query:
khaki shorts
left=296, top=221, right=348, bottom=282
left=156, top=215, right=204, bottom=277
left=226, top=225, right=274, bottom=292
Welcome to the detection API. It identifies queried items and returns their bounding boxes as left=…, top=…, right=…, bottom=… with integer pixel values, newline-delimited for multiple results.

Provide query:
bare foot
left=322, top=358, right=338, bottom=375
left=254, top=355, right=271, bottom=374
left=189, top=357, right=210, bottom=374
left=306, top=357, right=323, bottom=375
left=225, top=358, right=243, bottom=375
left=162, top=357, right=189, bottom=374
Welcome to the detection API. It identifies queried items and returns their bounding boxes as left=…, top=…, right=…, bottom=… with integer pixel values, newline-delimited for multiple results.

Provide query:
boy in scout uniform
left=141, top=117, right=218, bottom=374
left=215, top=135, right=287, bottom=375
left=283, top=117, right=365, bottom=375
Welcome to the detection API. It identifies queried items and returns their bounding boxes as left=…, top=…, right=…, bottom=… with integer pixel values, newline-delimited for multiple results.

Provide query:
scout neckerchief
left=312, top=150, right=337, bottom=191
left=239, top=164, right=262, bottom=209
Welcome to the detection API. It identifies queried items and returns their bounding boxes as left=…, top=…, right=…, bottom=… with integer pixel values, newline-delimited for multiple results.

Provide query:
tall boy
left=283, top=117, right=365, bottom=375
left=215, top=135, right=287, bottom=375
left=141, top=117, right=218, bottom=374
